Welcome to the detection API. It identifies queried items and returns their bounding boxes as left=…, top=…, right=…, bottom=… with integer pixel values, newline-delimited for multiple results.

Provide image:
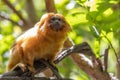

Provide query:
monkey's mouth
left=50, top=22, right=63, bottom=31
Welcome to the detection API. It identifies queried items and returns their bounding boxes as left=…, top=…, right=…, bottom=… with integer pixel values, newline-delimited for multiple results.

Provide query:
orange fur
left=7, top=13, right=71, bottom=72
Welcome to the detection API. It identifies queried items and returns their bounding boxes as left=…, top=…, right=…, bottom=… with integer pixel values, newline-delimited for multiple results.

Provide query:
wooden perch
left=1, top=42, right=117, bottom=80
left=0, top=77, right=50, bottom=80
left=1, top=42, right=89, bottom=75
left=0, top=42, right=98, bottom=80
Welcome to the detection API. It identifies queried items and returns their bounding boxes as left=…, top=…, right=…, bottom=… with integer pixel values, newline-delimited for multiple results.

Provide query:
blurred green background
left=0, top=0, right=120, bottom=80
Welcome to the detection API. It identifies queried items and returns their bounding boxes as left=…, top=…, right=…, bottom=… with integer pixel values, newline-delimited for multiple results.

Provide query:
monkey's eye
left=51, top=17, right=62, bottom=22
left=57, top=18, right=61, bottom=21
left=51, top=17, right=56, bottom=21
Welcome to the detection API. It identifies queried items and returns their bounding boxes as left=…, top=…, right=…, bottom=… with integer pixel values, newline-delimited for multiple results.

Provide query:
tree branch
left=25, top=0, right=37, bottom=26
left=2, top=0, right=27, bottom=26
left=45, top=0, right=57, bottom=13
left=0, top=76, right=71, bottom=80
left=104, top=47, right=110, bottom=72
left=64, top=38, right=112, bottom=80
left=0, top=42, right=91, bottom=79
left=0, top=12, right=23, bottom=27
left=1, top=42, right=116, bottom=80
left=102, top=32, right=120, bottom=66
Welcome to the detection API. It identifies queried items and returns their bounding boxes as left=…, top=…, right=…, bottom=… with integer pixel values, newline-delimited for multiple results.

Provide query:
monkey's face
left=49, top=15, right=66, bottom=31
left=38, top=13, right=71, bottom=33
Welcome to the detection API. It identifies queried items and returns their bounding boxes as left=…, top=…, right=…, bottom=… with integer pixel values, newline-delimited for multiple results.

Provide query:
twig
left=104, top=46, right=110, bottom=72
left=2, top=0, right=27, bottom=25
left=91, top=26, right=120, bottom=68
left=102, top=32, right=120, bottom=66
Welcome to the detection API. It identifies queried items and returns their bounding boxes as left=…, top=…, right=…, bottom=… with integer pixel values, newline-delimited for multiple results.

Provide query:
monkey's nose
left=54, top=20, right=61, bottom=24
left=53, top=21, right=62, bottom=31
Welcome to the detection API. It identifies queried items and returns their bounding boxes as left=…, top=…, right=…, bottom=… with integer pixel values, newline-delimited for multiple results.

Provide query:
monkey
left=6, top=13, right=71, bottom=73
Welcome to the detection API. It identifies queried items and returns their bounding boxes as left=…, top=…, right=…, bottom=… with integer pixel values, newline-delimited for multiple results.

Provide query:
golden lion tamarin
left=7, top=13, right=71, bottom=73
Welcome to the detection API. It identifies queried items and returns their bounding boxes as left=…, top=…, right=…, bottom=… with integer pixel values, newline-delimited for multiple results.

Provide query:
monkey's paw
left=16, top=63, right=27, bottom=72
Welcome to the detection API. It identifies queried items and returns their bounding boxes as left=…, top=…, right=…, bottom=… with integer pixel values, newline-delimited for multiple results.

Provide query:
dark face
left=49, top=16, right=64, bottom=31
left=38, top=13, right=71, bottom=33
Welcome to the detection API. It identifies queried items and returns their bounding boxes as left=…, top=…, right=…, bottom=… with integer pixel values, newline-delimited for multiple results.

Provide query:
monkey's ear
left=38, top=13, right=55, bottom=28
left=34, top=15, right=47, bottom=29
left=38, top=14, right=47, bottom=27
left=10, top=42, right=17, bottom=49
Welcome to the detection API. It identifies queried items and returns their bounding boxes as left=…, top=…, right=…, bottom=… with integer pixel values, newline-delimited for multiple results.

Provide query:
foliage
left=0, top=0, right=120, bottom=79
